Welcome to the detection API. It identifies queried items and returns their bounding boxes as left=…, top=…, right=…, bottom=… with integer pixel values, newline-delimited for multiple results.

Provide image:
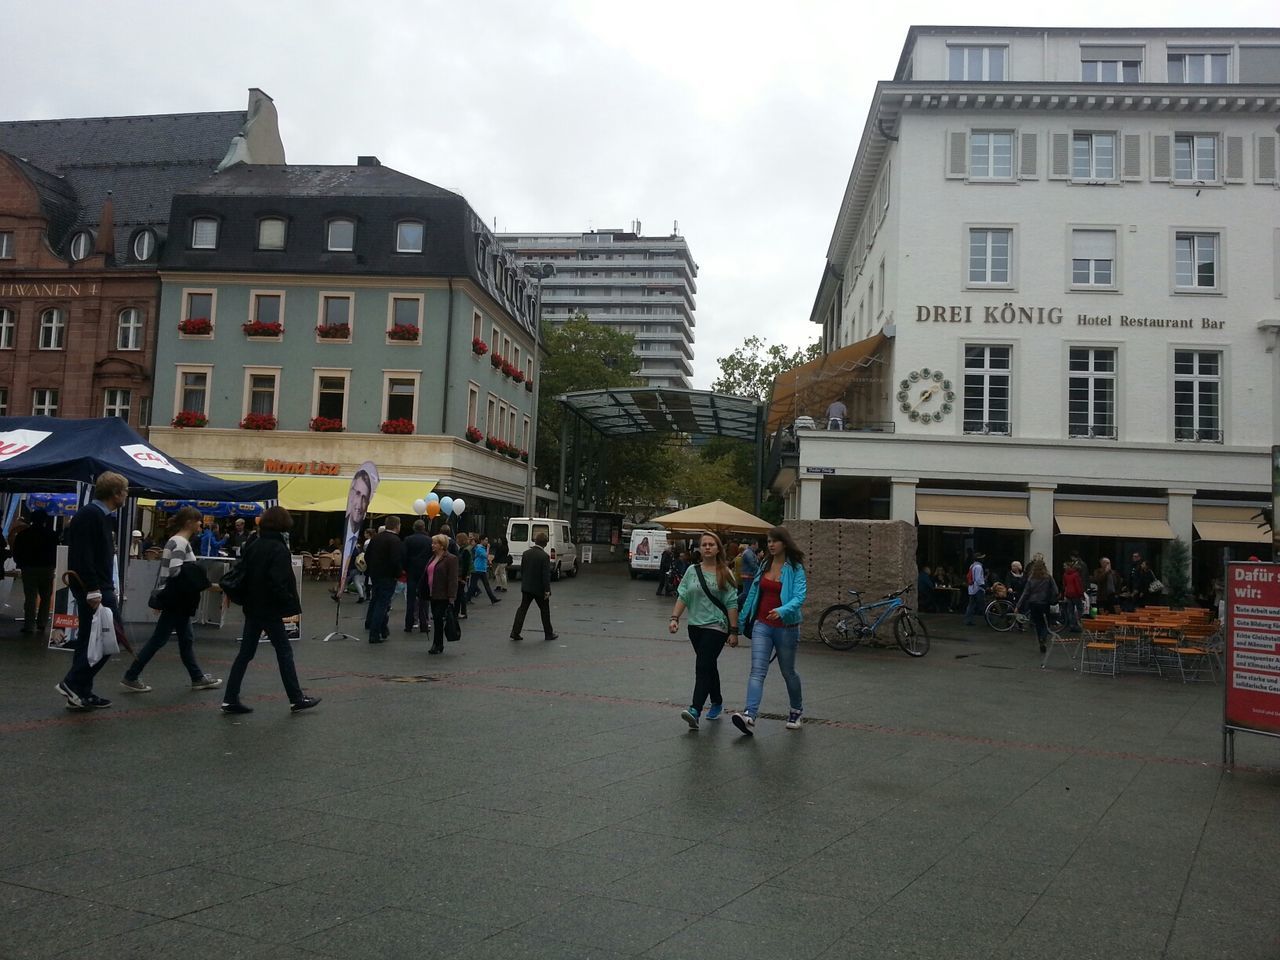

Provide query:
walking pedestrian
left=962, top=551, right=987, bottom=626
left=1015, top=556, right=1058, bottom=654
left=454, top=533, right=473, bottom=619
left=669, top=532, right=739, bottom=729
left=509, top=531, right=556, bottom=641
left=401, top=519, right=432, bottom=632
left=491, top=535, right=510, bottom=592
left=13, top=510, right=57, bottom=636
left=55, top=471, right=129, bottom=711
left=363, top=516, right=402, bottom=643
left=421, top=534, right=458, bottom=655
left=657, top=543, right=674, bottom=596
left=732, top=525, right=807, bottom=735
left=1061, top=560, right=1085, bottom=632
left=738, top=537, right=760, bottom=607
left=468, top=536, right=501, bottom=604
left=120, top=507, right=221, bottom=692
left=1095, top=556, right=1120, bottom=614
left=221, top=506, right=319, bottom=714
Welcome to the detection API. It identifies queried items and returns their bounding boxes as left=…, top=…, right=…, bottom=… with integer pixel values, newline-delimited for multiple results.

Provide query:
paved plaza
left=1, top=567, right=1278, bottom=960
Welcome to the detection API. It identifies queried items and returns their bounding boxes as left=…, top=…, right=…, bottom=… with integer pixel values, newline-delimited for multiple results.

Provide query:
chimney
left=357, top=156, right=381, bottom=167
left=95, top=191, right=115, bottom=258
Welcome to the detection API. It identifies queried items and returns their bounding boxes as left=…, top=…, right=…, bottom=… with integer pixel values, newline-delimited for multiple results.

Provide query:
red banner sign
left=1224, top=562, right=1280, bottom=739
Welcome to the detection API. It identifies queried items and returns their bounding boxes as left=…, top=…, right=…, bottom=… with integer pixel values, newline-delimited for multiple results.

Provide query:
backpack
left=219, top=561, right=249, bottom=605
left=966, top=565, right=975, bottom=586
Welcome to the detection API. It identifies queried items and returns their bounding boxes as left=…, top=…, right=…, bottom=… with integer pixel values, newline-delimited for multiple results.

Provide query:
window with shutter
left=1224, top=136, right=1245, bottom=183
left=1049, top=133, right=1071, bottom=179
left=1018, top=133, right=1038, bottom=179
left=1122, top=135, right=1142, bottom=180
left=1255, top=134, right=1279, bottom=183
left=945, top=131, right=968, bottom=179
left=1151, top=135, right=1172, bottom=181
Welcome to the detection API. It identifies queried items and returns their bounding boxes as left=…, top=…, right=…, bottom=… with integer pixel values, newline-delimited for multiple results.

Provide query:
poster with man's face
left=339, top=462, right=379, bottom=591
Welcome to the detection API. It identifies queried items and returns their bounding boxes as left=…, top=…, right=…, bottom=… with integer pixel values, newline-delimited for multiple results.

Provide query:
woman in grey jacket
left=1015, top=556, right=1058, bottom=654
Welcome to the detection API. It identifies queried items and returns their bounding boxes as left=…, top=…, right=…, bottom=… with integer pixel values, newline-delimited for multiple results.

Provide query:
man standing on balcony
left=825, top=398, right=847, bottom=431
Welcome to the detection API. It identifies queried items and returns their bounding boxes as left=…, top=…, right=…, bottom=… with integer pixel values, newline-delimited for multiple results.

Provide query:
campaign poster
left=48, top=545, right=76, bottom=651
left=338, top=462, right=379, bottom=592
left=1224, top=561, right=1280, bottom=739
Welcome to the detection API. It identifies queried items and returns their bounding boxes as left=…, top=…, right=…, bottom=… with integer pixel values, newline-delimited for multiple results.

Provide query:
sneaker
left=120, top=677, right=152, bottom=693
left=221, top=702, right=253, bottom=715
left=786, top=710, right=803, bottom=730
left=680, top=707, right=700, bottom=729
left=85, top=694, right=112, bottom=709
left=705, top=704, right=724, bottom=721
left=731, top=712, right=754, bottom=736
left=55, top=682, right=84, bottom=708
left=191, top=675, right=222, bottom=690
left=291, top=697, right=321, bottom=713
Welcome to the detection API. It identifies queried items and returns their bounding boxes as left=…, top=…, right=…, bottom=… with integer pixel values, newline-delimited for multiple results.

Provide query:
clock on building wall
left=897, top=368, right=955, bottom=423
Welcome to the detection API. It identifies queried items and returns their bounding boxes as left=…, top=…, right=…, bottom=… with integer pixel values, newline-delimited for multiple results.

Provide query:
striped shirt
left=161, top=534, right=197, bottom=580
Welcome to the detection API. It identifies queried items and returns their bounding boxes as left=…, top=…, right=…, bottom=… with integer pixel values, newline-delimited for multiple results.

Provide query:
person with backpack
left=220, top=506, right=319, bottom=715
left=668, top=532, right=739, bottom=729
left=962, top=551, right=987, bottom=627
left=1061, top=560, right=1085, bottom=633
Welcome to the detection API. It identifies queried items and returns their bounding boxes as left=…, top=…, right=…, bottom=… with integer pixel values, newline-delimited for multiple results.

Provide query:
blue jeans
left=365, top=577, right=395, bottom=639
left=744, top=620, right=802, bottom=716
left=963, top=591, right=984, bottom=624
left=125, top=609, right=203, bottom=682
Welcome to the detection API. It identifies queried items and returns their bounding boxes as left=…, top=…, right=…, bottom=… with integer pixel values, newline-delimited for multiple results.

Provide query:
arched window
left=38, top=308, right=65, bottom=350
left=326, top=218, right=355, bottom=252
left=396, top=220, right=424, bottom=253
left=257, top=217, right=286, bottom=250
left=191, top=217, right=219, bottom=249
left=0, top=307, right=14, bottom=349
left=132, top=229, right=156, bottom=262
left=68, top=231, right=93, bottom=261
left=117, top=308, right=143, bottom=351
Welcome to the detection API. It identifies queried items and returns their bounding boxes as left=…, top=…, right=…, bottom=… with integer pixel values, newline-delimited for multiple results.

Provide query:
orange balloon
left=426, top=501, right=441, bottom=517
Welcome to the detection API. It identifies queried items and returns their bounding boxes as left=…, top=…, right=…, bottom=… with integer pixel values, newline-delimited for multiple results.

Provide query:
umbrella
left=651, top=500, right=772, bottom=535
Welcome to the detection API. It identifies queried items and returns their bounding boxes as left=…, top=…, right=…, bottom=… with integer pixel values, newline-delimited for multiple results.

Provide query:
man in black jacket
left=401, top=519, right=432, bottom=632
left=13, top=510, right=58, bottom=635
left=56, top=472, right=129, bottom=709
left=509, top=532, right=557, bottom=642
left=363, top=516, right=402, bottom=644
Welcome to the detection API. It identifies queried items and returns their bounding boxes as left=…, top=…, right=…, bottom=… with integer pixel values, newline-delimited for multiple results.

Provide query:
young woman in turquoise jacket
left=733, top=526, right=807, bottom=735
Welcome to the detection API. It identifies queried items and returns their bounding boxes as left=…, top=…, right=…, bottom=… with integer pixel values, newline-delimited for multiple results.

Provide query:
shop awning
left=206, top=474, right=436, bottom=515
left=1054, top=499, right=1174, bottom=539
left=1193, top=504, right=1271, bottom=544
left=766, top=332, right=887, bottom=434
left=916, top=493, right=1032, bottom=530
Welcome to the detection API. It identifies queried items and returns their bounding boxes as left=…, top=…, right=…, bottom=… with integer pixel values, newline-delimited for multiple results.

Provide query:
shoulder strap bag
left=693, top=565, right=736, bottom=634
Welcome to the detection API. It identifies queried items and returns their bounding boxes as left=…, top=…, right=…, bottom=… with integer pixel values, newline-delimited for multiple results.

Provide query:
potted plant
left=489, top=353, right=503, bottom=370
left=471, top=337, right=489, bottom=356
left=512, top=368, right=525, bottom=384
left=239, top=412, right=277, bottom=430
left=519, top=449, right=529, bottom=462
left=501, top=360, right=518, bottom=379
left=465, top=426, right=483, bottom=443
left=525, top=379, right=534, bottom=393
left=242, top=321, right=283, bottom=338
left=170, top=410, right=208, bottom=428
left=504, top=444, right=520, bottom=459
left=387, top=324, right=420, bottom=342
left=178, top=317, right=212, bottom=336
left=485, top=435, right=499, bottom=451
left=380, top=418, right=415, bottom=434
left=316, top=323, right=351, bottom=340
left=309, top=416, right=345, bottom=432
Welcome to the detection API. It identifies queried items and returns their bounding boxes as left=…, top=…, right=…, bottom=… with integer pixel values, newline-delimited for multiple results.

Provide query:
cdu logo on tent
left=121, top=444, right=182, bottom=474
left=0, top=429, right=52, bottom=462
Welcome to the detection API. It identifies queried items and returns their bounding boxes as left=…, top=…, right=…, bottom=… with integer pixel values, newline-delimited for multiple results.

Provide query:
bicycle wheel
left=895, top=613, right=930, bottom=657
left=985, top=598, right=1016, bottom=632
left=818, top=604, right=860, bottom=651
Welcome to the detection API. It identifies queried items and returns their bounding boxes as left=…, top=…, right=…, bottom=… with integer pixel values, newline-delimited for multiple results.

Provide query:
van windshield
left=510, top=523, right=529, bottom=541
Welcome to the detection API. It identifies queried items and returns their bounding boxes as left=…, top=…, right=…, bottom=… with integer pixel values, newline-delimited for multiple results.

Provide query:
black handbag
left=219, top=561, right=248, bottom=605
left=444, top=607, right=462, bottom=643
left=147, top=563, right=168, bottom=611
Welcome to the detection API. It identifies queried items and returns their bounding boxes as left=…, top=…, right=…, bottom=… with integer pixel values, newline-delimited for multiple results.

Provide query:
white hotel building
left=773, top=26, right=1280, bottom=587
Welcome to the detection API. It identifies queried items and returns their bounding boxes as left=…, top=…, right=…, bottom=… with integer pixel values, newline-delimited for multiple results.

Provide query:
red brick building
left=0, top=90, right=285, bottom=428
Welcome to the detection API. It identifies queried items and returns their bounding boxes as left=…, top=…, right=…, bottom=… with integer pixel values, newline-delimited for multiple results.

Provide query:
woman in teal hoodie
left=733, top=525, right=807, bottom=735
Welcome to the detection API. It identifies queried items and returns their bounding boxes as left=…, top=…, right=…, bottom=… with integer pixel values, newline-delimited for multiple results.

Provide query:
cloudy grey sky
left=6, top=0, right=1271, bottom=385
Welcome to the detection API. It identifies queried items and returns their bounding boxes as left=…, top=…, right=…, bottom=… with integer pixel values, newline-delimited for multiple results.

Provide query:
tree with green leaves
left=711, top=336, right=822, bottom=402
left=1161, top=536, right=1193, bottom=608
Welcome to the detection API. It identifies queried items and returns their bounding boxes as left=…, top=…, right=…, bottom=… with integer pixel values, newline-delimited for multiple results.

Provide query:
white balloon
left=452, top=498, right=466, bottom=516
left=412, top=498, right=427, bottom=515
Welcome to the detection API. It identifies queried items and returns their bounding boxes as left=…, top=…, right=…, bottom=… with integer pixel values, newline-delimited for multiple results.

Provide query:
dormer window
left=191, top=217, right=219, bottom=249
left=68, top=231, right=93, bottom=262
left=257, top=217, right=286, bottom=250
left=327, top=218, right=355, bottom=252
left=396, top=221, right=424, bottom=254
left=132, top=229, right=156, bottom=262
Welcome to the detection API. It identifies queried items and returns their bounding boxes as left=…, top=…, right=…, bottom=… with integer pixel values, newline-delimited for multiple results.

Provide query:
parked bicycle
left=985, top=596, right=1022, bottom=631
left=817, top=586, right=930, bottom=657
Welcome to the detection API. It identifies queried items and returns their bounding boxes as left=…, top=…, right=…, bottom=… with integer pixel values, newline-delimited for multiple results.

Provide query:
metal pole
left=754, top=402, right=765, bottom=515
left=523, top=263, right=555, bottom=516
left=557, top=411, right=570, bottom=519
left=570, top=415, right=582, bottom=538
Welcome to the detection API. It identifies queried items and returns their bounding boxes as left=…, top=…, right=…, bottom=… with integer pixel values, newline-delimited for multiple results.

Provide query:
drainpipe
left=440, top=278, right=455, bottom=434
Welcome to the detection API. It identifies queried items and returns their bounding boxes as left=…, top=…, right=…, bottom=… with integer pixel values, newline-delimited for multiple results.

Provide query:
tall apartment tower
left=497, top=225, right=697, bottom=388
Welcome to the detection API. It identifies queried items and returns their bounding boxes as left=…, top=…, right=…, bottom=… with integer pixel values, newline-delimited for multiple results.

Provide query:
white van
left=627, top=528, right=667, bottom=579
left=506, top=517, right=578, bottom=581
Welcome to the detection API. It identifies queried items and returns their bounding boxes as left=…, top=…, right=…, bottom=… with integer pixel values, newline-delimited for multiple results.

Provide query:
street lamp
left=523, top=262, right=556, bottom=515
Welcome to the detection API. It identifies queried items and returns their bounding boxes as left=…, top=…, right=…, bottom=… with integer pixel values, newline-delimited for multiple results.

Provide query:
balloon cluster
left=411, top=491, right=466, bottom=519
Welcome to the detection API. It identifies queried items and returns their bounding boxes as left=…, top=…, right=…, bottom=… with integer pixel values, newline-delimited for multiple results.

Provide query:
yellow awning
left=766, top=332, right=887, bottom=434
left=205, top=474, right=436, bottom=515
left=916, top=493, right=1031, bottom=530
left=1193, top=504, right=1270, bottom=544
left=1054, top=499, right=1174, bottom=539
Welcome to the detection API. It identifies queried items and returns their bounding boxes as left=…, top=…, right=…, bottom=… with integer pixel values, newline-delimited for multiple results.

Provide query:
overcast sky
left=6, top=0, right=1271, bottom=386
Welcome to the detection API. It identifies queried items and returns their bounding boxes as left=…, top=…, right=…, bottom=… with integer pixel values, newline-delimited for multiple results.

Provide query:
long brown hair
left=169, top=506, right=202, bottom=535
left=698, top=531, right=734, bottom=590
left=761, top=525, right=805, bottom=573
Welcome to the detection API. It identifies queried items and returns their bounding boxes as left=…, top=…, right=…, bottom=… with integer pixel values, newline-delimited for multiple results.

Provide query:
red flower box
left=243, top=321, right=283, bottom=337
left=178, top=317, right=212, bottom=336
left=504, top=445, right=520, bottom=458
left=316, top=323, right=350, bottom=340
left=489, top=353, right=503, bottom=369
left=485, top=435, right=499, bottom=451
left=512, top=369, right=525, bottom=383
left=309, top=416, right=345, bottom=432
left=465, top=426, right=483, bottom=443
left=171, top=410, right=207, bottom=428
left=471, top=337, right=489, bottom=356
left=380, top=418, right=415, bottom=434
left=240, top=412, right=277, bottom=430
left=388, top=324, right=420, bottom=342
left=519, top=449, right=529, bottom=462
left=500, top=360, right=519, bottom=379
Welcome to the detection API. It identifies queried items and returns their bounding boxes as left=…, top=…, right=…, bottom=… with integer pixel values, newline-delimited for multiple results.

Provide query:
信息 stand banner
left=1223, top=561, right=1280, bottom=765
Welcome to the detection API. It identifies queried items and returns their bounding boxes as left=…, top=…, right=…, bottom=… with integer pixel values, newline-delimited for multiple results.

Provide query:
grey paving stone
left=0, top=847, right=171, bottom=897
left=710, top=880, right=873, bottom=932
left=1164, top=915, right=1280, bottom=960
left=444, top=929, right=632, bottom=960
left=196, top=839, right=383, bottom=885
left=293, top=906, right=498, bottom=959
left=514, top=895, right=696, bottom=954
left=996, top=895, right=1173, bottom=960
left=0, top=893, right=157, bottom=960
left=462, top=812, right=607, bottom=848
left=399, top=876, right=579, bottom=928
left=46, top=918, right=319, bottom=960
left=79, top=865, right=277, bottom=918
left=554, top=826, right=697, bottom=865
left=182, top=884, right=382, bottom=944
left=644, top=914, right=844, bottom=958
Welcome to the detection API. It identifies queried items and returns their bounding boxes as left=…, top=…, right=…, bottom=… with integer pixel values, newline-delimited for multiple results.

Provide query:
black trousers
left=224, top=615, right=303, bottom=705
left=428, top=598, right=450, bottom=651
left=511, top=592, right=554, bottom=638
left=62, top=588, right=119, bottom=698
left=687, top=624, right=727, bottom=711
left=404, top=575, right=422, bottom=630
